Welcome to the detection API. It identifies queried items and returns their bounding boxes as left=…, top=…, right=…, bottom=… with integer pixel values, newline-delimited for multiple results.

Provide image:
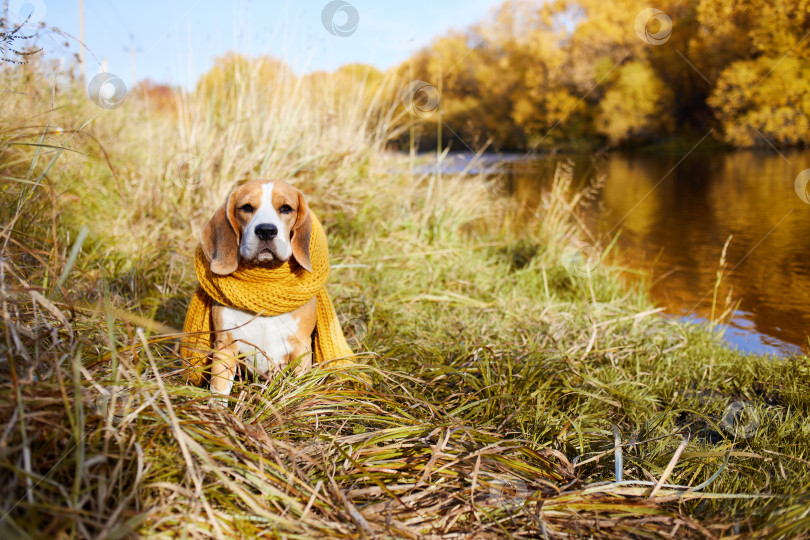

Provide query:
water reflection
left=509, top=150, right=810, bottom=356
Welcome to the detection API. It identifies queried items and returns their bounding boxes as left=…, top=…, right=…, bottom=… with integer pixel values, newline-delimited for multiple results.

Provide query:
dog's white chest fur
left=219, top=306, right=299, bottom=373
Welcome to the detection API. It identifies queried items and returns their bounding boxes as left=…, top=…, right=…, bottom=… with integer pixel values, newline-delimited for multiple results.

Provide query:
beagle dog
left=201, top=179, right=316, bottom=400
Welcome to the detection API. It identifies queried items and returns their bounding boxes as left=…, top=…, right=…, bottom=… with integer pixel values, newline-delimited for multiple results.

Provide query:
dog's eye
left=239, top=204, right=254, bottom=213
left=279, top=204, right=293, bottom=214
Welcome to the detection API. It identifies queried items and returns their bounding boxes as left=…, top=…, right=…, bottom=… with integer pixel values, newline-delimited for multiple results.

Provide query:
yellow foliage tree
left=190, top=0, right=810, bottom=150
left=596, top=61, right=675, bottom=144
left=196, top=53, right=293, bottom=106
left=708, top=57, right=810, bottom=146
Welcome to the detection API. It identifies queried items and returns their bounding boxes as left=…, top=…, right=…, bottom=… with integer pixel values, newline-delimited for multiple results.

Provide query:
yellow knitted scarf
left=180, top=212, right=354, bottom=386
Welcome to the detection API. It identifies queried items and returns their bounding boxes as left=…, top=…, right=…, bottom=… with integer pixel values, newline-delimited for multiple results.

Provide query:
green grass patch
left=0, top=58, right=808, bottom=539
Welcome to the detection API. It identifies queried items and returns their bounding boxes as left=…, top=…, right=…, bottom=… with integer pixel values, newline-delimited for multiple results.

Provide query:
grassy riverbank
left=1, top=61, right=809, bottom=539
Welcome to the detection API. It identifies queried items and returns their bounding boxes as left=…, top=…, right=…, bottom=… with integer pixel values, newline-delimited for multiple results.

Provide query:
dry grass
left=0, top=52, right=809, bottom=539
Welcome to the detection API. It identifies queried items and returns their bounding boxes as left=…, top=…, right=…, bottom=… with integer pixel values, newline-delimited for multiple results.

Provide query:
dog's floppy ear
left=201, top=193, right=240, bottom=275
left=290, top=189, right=312, bottom=272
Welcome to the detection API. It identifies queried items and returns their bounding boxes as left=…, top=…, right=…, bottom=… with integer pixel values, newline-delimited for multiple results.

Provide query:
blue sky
left=21, top=0, right=504, bottom=88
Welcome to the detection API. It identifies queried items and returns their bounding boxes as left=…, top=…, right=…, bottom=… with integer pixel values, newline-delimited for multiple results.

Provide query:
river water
left=446, top=149, right=810, bottom=356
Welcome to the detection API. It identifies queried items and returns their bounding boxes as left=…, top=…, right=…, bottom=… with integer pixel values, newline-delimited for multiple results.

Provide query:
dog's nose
left=255, top=223, right=278, bottom=241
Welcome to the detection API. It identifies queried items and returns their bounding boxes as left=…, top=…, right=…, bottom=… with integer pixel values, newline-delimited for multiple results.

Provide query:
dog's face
left=201, top=179, right=312, bottom=275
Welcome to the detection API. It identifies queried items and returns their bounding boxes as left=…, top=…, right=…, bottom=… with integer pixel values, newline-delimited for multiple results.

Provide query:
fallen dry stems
left=0, top=54, right=808, bottom=539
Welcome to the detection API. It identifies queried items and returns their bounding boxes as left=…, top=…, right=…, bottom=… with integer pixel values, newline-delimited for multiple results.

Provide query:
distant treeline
left=182, top=0, right=810, bottom=151
left=391, top=0, right=810, bottom=150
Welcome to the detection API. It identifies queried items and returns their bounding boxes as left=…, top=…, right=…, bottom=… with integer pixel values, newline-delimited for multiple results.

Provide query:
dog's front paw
left=211, top=395, right=231, bottom=409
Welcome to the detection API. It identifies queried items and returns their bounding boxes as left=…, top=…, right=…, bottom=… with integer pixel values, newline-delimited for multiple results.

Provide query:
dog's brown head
left=201, top=179, right=312, bottom=275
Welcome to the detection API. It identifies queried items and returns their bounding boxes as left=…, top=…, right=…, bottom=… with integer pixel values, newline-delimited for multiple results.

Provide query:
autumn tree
left=195, top=0, right=810, bottom=150
left=387, top=0, right=810, bottom=149
left=702, top=0, right=810, bottom=146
